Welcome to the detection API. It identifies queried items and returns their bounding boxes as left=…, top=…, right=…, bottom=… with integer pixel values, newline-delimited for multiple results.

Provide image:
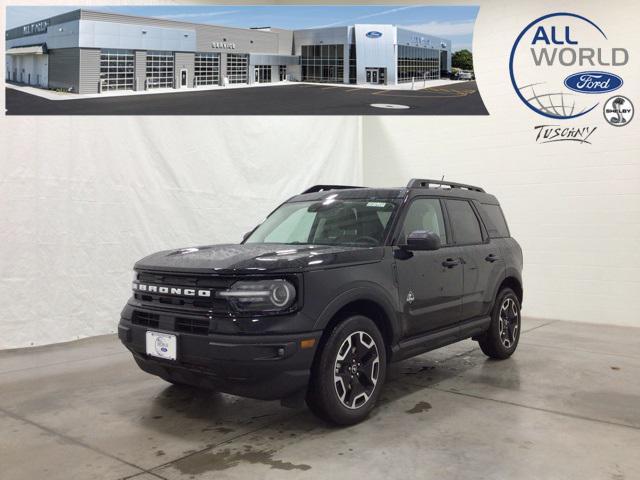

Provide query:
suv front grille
left=133, top=271, right=236, bottom=315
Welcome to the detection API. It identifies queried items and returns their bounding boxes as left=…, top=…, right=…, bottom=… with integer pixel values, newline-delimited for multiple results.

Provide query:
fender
left=312, top=282, right=401, bottom=344
left=492, top=266, right=523, bottom=304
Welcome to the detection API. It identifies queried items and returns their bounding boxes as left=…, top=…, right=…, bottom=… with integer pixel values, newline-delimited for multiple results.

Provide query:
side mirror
left=404, top=230, right=441, bottom=251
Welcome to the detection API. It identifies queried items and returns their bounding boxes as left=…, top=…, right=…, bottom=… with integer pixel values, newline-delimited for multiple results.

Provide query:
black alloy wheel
left=307, top=315, right=387, bottom=425
left=478, top=288, right=521, bottom=359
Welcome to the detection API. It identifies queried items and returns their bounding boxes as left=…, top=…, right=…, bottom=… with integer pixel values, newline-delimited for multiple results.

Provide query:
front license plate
left=146, top=331, right=177, bottom=361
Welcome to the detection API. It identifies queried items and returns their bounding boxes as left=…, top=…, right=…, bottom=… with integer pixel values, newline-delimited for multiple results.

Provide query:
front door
left=394, top=197, right=464, bottom=338
left=366, top=68, right=380, bottom=84
left=180, top=69, right=187, bottom=87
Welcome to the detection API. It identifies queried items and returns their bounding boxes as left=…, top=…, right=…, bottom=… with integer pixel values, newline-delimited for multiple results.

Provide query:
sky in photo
left=6, top=5, right=478, bottom=51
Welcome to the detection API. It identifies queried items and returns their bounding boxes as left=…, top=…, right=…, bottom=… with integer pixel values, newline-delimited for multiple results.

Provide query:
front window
left=245, top=199, right=398, bottom=247
left=301, top=44, right=345, bottom=83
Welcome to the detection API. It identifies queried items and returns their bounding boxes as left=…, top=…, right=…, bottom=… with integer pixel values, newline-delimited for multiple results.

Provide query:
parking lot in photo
left=5, top=81, right=487, bottom=115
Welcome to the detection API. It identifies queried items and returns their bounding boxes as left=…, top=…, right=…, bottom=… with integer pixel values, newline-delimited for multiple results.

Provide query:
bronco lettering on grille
left=133, top=283, right=212, bottom=297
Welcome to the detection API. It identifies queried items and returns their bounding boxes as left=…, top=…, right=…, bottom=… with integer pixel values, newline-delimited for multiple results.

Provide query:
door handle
left=442, top=258, right=460, bottom=268
left=485, top=254, right=500, bottom=263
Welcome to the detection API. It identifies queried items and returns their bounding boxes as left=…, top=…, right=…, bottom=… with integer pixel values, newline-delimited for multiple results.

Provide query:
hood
left=134, top=243, right=384, bottom=274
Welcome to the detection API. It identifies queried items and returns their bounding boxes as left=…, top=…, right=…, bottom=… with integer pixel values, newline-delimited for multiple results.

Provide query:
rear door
left=444, top=199, right=502, bottom=320
left=394, top=197, right=464, bottom=338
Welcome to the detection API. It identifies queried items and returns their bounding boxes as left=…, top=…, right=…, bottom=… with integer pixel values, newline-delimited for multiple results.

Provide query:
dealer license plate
left=146, top=331, right=177, bottom=361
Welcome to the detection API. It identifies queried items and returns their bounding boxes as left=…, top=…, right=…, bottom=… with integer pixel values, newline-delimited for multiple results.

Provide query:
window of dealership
left=397, top=45, right=441, bottom=83
left=301, top=44, right=345, bottom=83
left=254, top=65, right=271, bottom=83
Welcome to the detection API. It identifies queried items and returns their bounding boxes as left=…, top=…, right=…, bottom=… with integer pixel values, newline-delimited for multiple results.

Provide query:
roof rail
left=301, top=185, right=364, bottom=194
left=406, top=178, right=485, bottom=193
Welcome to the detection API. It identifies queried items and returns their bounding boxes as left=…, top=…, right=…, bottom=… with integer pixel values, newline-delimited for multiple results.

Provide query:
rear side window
left=445, top=199, right=483, bottom=245
left=481, top=204, right=510, bottom=238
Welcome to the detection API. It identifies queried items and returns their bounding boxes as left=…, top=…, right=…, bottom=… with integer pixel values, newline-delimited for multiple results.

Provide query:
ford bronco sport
left=119, top=179, right=523, bottom=425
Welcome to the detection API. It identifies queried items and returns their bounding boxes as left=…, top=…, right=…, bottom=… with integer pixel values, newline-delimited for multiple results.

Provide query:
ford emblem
left=366, top=31, right=383, bottom=39
left=564, top=71, right=623, bottom=94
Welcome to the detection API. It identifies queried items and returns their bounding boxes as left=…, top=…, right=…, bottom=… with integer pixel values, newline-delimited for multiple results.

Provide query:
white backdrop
left=1, top=0, right=639, bottom=349
left=0, top=117, right=363, bottom=348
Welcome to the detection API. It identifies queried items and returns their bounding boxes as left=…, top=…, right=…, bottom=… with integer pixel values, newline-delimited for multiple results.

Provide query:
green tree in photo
left=452, top=49, right=474, bottom=71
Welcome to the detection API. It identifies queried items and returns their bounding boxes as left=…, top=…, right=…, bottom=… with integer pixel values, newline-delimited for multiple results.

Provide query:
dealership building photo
left=5, top=9, right=452, bottom=94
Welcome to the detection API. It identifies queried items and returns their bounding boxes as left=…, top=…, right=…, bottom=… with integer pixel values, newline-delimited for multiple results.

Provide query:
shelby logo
left=603, top=95, right=634, bottom=127
left=510, top=13, right=628, bottom=120
left=533, top=125, right=597, bottom=144
left=133, top=283, right=211, bottom=297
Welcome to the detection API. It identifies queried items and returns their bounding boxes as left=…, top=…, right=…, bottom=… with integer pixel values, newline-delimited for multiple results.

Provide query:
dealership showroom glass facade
left=5, top=9, right=451, bottom=94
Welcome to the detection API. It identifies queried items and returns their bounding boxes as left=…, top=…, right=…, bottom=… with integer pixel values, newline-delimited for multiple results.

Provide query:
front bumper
left=118, top=319, right=322, bottom=400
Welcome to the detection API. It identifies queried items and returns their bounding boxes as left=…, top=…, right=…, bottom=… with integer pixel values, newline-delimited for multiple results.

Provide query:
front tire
left=478, top=288, right=521, bottom=359
left=306, top=315, right=386, bottom=425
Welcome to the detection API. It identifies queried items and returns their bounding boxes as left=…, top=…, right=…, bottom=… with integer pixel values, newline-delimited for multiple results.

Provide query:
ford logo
left=564, top=71, right=623, bottom=94
left=366, top=31, right=383, bottom=39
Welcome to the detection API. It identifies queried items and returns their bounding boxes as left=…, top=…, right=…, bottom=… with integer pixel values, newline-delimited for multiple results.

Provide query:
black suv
left=119, top=179, right=523, bottom=425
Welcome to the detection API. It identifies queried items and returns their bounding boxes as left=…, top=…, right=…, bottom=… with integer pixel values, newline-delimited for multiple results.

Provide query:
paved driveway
left=6, top=82, right=488, bottom=115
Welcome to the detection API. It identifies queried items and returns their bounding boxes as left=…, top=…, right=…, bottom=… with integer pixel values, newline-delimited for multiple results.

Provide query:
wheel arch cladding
left=313, top=294, right=397, bottom=361
left=499, top=276, right=523, bottom=305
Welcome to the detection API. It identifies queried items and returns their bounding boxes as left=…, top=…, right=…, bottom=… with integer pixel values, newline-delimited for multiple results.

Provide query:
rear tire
left=306, top=315, right=386, bottom=425
left=478, top=288, right=521, bottom=359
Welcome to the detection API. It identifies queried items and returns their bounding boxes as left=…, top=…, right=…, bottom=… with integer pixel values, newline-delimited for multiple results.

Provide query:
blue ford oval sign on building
left=563, top=71, right=623, bottom=94
left=366, top=31, right=383, bottom=38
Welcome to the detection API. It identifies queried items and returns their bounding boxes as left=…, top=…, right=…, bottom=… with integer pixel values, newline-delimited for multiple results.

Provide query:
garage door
left=100, top=49, right=134, bottom=91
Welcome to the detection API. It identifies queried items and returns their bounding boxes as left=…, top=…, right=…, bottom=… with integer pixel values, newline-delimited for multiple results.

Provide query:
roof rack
left=406, top=178, right=485, bottom=193
left=301, top=185, right=364, bottom=194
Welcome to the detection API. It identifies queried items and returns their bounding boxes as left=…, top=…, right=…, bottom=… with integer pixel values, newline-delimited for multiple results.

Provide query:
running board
left=391, top=316, right=491, bottom=362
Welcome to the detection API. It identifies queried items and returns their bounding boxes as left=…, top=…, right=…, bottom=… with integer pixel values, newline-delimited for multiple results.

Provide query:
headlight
left=218, top=279, right=296, bottom=313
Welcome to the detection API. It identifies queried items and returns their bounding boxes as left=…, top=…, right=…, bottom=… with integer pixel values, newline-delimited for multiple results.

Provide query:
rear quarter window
left=480, top=204, right=510, bottom=238
left=445, top=199, right=483, bottom=245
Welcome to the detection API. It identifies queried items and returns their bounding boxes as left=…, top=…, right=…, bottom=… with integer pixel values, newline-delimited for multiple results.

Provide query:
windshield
left=245, top=199, right=398, bottom=247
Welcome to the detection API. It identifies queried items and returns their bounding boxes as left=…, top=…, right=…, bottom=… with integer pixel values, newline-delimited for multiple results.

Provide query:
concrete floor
left=1, top=318, right=638, bottom=480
